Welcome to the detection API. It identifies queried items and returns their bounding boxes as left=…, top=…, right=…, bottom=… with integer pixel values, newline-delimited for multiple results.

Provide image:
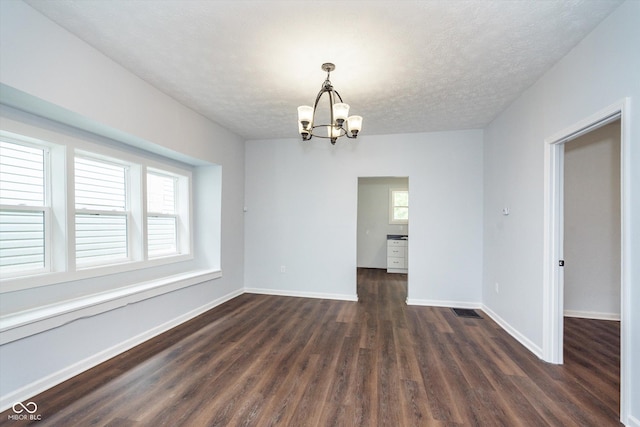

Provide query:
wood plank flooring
left=1, top=268, right=621, bottom=426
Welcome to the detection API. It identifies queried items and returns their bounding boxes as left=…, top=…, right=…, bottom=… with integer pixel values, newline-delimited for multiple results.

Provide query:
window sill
left=0, top=268, right=221, bottom=345
left=1, top=254, right=194, bottom=293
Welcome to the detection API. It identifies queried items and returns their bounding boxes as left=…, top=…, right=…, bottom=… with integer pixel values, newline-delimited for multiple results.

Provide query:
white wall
left=245, top=131, right=483, bottom=306
left=564, top=121, right=621, bottom=319
left=357, top=177, right=408, bottom=269
left=483, top=1, right=639, bottom=423
left=0, top=1, right=245, bottom=408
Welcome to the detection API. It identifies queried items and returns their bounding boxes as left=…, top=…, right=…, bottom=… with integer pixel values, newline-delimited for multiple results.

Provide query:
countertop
left=387, top=234, right=408, bottom=240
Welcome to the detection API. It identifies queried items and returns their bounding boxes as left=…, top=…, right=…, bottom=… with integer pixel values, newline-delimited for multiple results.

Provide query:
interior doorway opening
left=563, top=119, right=621, bottom=418
left=543, top=98, right=630, bottom=423
left=356, top=177, right=409, bottom=302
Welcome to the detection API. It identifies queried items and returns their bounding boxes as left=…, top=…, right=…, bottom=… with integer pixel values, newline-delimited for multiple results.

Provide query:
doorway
left=563, top=120, right=621, bottom=320
left=356, top=177, right=409, bottom=301
left=563, top=119, right=621, bottom=417
left=543, top=99, right=630, bottom=423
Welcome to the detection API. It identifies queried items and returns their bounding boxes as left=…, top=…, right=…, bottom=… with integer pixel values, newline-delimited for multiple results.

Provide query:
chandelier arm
left=309, top=124, right=346, bottom=138
left=310, top=87, right=327, bottom=132
left=312, top=88, right=326, bottom=111
left=329, top=91, right=336, bottom=142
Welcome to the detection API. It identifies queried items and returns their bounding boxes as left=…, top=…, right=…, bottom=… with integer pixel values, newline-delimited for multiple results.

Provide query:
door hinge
left=559, top=260, right=565, bottom=267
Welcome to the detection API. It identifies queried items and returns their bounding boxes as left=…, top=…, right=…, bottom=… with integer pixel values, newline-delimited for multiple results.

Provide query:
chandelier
left=297, top=63, right=363, bottom=145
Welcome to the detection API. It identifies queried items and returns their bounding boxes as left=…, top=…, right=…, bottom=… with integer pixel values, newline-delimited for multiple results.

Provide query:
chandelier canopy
left=297, top=63, right=363, bottom=145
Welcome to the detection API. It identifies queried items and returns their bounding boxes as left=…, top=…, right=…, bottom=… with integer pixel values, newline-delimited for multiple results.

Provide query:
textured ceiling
left=25, top=0, right=623, bottom=141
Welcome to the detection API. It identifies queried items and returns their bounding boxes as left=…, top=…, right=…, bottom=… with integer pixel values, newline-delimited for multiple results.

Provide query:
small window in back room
left=390, top=188, right=409, bottom=224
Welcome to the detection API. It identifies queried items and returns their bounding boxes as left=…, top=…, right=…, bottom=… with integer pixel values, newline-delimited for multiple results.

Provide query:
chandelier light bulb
left=347, top=115, right=363, bottom=134
left=297, top=106, right=314, bottom=129
left=332, top=103, right=350, bottom=125
left=298, top=122, right=310, bottom=139
left=328, top=125, right=341, bottom=139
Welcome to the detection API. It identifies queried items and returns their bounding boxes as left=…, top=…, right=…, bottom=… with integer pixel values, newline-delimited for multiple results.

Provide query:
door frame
left=356, top=176, right=410, bottom=299
left=542, top=98, right=630, bottom=423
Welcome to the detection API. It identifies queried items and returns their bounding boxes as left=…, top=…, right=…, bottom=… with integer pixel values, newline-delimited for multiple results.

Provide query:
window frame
left=0, top=126, right=194, bottom=293
left=0, top=136, right=51, bottom=278
left=146, top=168, right=187, bottom=260
left=389, top=188, right=409, bottom=225
left=74, top=153, right=131, bottom=269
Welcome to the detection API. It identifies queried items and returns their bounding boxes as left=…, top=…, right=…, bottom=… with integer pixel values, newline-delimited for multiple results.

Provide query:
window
left=75, top=155, right=129, bottom=267
left=0, top=125, right=193, bottom=289
left=0, top=140, right=48, bottom=275
left=390, top=189, right=409, bottom=224
left=147, top=170, right=178, bottom=258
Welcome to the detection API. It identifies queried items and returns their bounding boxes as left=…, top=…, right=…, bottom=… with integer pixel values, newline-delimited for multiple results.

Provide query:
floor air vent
left=451, top=308, right=482, bottom=319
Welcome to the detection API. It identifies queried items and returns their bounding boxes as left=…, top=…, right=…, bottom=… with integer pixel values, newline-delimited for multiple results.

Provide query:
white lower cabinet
left=387, top=237, right=408, bottom=273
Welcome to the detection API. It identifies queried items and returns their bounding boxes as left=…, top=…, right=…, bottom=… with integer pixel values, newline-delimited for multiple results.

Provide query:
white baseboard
left=481, top=304, right=544, bottom=359
left=564, top=310, right=621, bottom=321
left=626, top=414, right=640, bottom=427
left=406, top=298, right=481, bottom=309
left=244, top=287, right=358, bottom=302
left=0, top=288, right=242, bottom=413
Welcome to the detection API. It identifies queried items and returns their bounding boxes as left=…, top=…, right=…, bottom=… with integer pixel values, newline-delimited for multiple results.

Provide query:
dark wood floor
left=1, top=268, right=621, bottom=426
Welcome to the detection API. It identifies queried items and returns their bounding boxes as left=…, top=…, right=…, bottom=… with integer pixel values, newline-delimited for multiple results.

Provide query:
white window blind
left=75, top=156, right=126, bottom=210
left=147, top=171, right=177, bottom=258
left=75, top=156, right=128, bottom=266
left=0, top=209, right=45, bottom=273
left=0, top=140, right=47, bottom=274
left=0, top=141, right=45, bottom=206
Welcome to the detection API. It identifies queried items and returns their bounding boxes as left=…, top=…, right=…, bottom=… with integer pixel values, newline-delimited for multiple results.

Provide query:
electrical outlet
left=280, top=265, right=286, bottom=273
left=495, top=282, right=499, bottom=294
